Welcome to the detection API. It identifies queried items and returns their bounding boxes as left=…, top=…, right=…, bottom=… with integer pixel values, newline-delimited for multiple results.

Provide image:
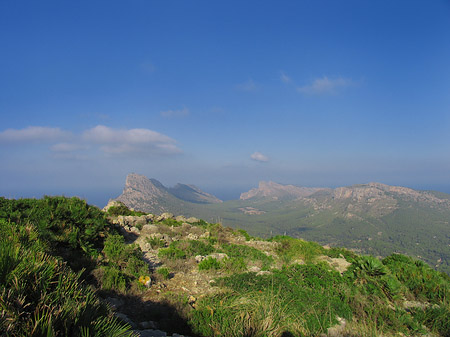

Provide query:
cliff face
left=114, top=173, right=222, bottom=214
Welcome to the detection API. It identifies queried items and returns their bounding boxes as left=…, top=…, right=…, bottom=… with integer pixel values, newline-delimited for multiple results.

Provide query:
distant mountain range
left=113, top=173, right=450, bottom=274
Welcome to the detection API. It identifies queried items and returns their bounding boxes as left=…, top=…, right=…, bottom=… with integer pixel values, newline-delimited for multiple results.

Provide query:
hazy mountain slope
left=113, top=175, right=450, bottom=274
left=169, top=183, right=223, bottom=204
left=240, top=181, right=327, bottom=200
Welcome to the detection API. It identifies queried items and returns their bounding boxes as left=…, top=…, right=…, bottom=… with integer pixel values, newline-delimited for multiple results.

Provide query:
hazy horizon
left=1, top=1, right=449, bottom=206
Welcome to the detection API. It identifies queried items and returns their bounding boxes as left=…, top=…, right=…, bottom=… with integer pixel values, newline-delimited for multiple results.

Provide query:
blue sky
left=1, top=1, right=449, bottom=205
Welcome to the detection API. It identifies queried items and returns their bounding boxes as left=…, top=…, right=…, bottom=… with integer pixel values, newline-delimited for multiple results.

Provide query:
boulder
left=175, top=215, right=187, bottom=222
left=141, top=224, right=159, bottom=234
left=157, top=213, right=174, bottom=221
left=105, top=297, right=124, bottom=310
left=139, top=321, right=157, bottom=329
left=134, top=329, right=167, bottom=337
left=102, top=199, right=123, bottom=212
left=115, top=312, right=137, bottom=329
left=186, top=217, right=199, bottom=223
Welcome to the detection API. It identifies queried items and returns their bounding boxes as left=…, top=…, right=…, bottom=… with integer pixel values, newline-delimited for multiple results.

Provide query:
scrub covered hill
left=1, top=196, right=450, bottom=336
left=114, top=174, right=450, bottom=275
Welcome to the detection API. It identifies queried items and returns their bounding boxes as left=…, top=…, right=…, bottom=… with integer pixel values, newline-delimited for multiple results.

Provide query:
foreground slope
left=2, top=196, right=450, bottom=336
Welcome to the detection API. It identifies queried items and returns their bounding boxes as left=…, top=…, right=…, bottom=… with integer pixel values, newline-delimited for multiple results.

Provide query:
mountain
left=169, top=183, right=222, bottom=204
left=240, top=181, right=328, bottom=200
left=114, top=173, right=222, bottom=215
left=113, top=175, right=450, bottom=274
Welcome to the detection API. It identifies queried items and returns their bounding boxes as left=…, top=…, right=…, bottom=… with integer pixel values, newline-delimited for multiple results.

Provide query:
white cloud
left=236, top=79, right=258, bottom=92
left=51, top=142, right=87, bottom=153
left=0, top=125, right=182, bottom=157
left=160, top=107, right=190, bottom=118
left=297, top=76, right=354, bottom=95
left=251, top=152, right=269, bottom=162
left=280, top=72, right=292, bottom=84
left=0, top=126, right=70, bottom=143
left=82, top=125, right=181, bottom=155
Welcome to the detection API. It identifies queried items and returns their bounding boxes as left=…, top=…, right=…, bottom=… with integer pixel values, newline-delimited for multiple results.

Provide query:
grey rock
left=139, top=321, right=157, bottom=329
left=142, top=224, right=159, bottom=233
left=105, top=297, right=124, bottom=310
left=208, top=253, right=228, bottom=261
left=115, top=312, right=137, bottom=330
left=134, top=329, right=167, bottom=337
left=175, top=215, right=187, bottom=222
left=157, top=213, right=174, bottom=221
left=248, top=266, right=261, bottom=273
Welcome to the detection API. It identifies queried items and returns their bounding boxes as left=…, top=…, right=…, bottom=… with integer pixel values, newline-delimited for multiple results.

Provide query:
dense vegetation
left=0, top=196, right=137, bottom=336
left=1, top=196, right=450, bottom=336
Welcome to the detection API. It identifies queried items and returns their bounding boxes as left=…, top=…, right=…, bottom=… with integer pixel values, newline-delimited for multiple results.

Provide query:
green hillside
left=1, top=196, right=450, bottom=336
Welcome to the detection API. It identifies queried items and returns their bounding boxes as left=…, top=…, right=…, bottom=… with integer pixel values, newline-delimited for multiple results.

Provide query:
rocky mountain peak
left=240, top=181, right=326, bottom=200
left=123, top=173, right=168, bottom=197
left=114, top=173, right=223, bottom=214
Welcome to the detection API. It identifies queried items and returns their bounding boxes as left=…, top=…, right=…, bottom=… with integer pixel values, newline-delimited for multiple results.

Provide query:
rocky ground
left=101, top=202, right=355, bottom=337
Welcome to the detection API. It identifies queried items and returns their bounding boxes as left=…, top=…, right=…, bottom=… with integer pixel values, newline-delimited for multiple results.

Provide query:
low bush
left=219, top=243, right=273, bottom=270
left=107, top=202, right=146, bottom=216
left=383, top=253, right=450, bottom=303
left=156, top=267, right=171, bottom=280
left=146, top=237, right=166, bottom=249
left=160, top=218, right=182, bottom=227
left=198, top=257, right=221, bottom=271
left=269, top=235, right=325, bottom=264
left=158, top=245, right=187, bottom=260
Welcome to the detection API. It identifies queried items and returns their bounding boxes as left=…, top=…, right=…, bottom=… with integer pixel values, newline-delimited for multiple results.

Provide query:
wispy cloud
left=251, top=152, right=269, bottom=162
left=280, top=71, right=292, bottom=84
left=82, top=125, right=181, bottom=155
left=0, top=126, right=70, bottom=143
left=236, top=79, right=258, bottom=92
left=297, top=76, right=354, bottom=95
left=51, top=142, right=87, bottom=153
left=160, top=107, right=190, bottom=118
left=0, top=125, right=181, bottom=157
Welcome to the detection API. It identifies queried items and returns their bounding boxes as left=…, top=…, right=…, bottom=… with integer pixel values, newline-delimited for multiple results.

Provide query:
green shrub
left=200, top=263, right=352, bottom=336
left=269, top=235, right=325, bottom=264
left=0, top=217, right=133, bottom=336
left=219, top=243, right=273, bottom=270
left=383, top=253, right=450, bottom=303
left=146, top=237, right=166, bottom=249
left=235, top=229, right=253, bottom=241
left=158, top=245, right=187, bottom=260
left=156, top=267, right=171, bottom=280
left=160, top=218, right=182, bottom=227
left=221, top=257, right=247, bottom=273
left=0, top=196, right=111, bottom=259
left=187, top=240, right=215, bottom=256
left=107, top=202, right=146, bottom=216
left=198, top=257, right=221, bottom=271
left=326, top=247, right=357, bottom=260
left=101, top=265, right=128, bottom=292
left=102, top=234, right=149, bottom=290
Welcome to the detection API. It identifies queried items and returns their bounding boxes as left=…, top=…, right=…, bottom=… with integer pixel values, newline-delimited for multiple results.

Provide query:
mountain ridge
left=113, top=173, right=450, bottom=274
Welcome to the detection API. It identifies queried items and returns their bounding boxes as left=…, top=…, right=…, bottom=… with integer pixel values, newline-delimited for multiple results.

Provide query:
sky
left=1, top=0, right=450, bottom=206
